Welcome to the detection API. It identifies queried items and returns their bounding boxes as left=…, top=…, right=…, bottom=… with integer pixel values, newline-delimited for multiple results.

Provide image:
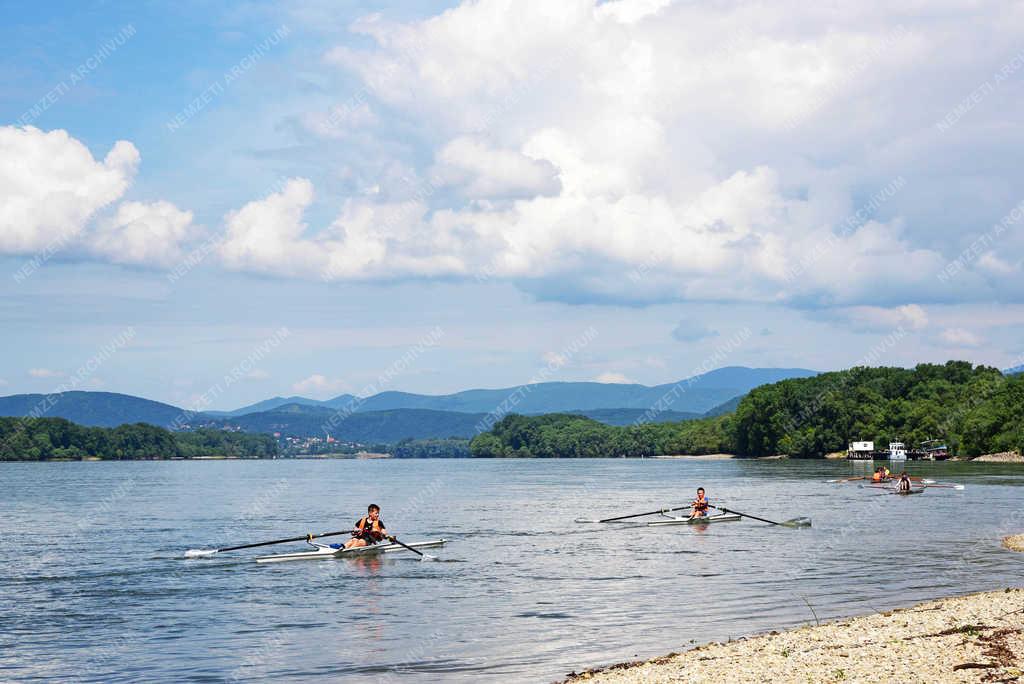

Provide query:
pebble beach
left=565, top=588, right=1024, bottom=684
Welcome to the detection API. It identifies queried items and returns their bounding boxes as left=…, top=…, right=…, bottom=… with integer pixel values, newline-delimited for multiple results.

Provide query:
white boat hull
left=647, top=513, right=741, bottom=526
left=256, top=539, right=447, bottom=563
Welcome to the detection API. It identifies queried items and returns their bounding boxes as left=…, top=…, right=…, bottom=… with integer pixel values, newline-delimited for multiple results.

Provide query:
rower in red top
left=691, top=487, right=710, bottom=518
left=344, top=503, right=394, bottom=549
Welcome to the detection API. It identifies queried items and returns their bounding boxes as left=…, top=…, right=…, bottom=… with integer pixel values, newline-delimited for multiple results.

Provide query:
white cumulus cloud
left=0, top=126, right=138, bottom=253
left=940, top=327, right=982, bottom=348
left=91, top=200, right=196, bottom=267
left=432, top=137, right=561, bottom=199
left=292, top=374, right=350, bottom=397
left=595, top=371, right=634, bottom=384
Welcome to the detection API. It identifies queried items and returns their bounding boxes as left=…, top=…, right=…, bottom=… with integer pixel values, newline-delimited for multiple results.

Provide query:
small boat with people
left=575, top=486, right=811, bottom=528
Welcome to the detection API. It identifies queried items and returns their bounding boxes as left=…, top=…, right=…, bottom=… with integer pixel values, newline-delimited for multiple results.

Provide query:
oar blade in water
left=783, top=517, right=812, bottom=528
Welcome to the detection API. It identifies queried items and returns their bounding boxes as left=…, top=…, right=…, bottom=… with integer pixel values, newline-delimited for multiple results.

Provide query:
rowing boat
left=859, top=484, right=925, bottom=495
left=255, top=538, right=447, bottom=563
left=647, top=512, right=741, bottom=526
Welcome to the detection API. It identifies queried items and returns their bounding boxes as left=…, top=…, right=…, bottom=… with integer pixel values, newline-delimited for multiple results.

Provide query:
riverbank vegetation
left=471, top=362, right=1024, bottom=458
left=0, top=417, right=278, bottom=461
left=469, top=412, right=733, bottom=458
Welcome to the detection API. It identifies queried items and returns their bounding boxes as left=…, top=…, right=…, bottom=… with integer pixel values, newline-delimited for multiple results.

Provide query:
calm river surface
left=2, top=458, right=1023, bottom=682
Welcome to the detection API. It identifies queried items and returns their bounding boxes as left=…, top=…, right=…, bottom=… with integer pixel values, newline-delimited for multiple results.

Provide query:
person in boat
left=691, top=487, right=711, bottom=518
left=895, top=471, right=913, bottom=493
left=344, top=504, right=394, bottom=549
left=871, top=466, right=892, bottom=483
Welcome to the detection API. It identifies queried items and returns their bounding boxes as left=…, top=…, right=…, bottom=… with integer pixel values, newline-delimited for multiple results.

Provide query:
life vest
left=353, top=516, right=385, bottom=541
left=872, top=472, right=884, bottom=482
left=693, top=496, right=709, bottom=513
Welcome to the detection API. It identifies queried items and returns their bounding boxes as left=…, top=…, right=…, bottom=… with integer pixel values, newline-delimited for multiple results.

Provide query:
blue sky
left=2, top=0, right=1022, bottom=410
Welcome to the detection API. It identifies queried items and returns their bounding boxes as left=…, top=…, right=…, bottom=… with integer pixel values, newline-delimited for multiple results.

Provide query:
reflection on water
left=1, top=458, right=1023, bottom=682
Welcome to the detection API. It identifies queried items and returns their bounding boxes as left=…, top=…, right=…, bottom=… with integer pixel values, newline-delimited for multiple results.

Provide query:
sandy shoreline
left=564, top=589, right=1024, bottom=683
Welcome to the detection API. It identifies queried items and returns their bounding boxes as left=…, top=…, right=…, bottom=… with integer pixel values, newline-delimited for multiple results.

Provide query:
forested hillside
left=471, top=362, right=1023, bottom=458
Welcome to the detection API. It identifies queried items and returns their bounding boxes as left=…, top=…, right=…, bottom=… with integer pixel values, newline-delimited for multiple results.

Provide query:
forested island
left=0, top=417, right=278, bottom=461
left=470, top=362, right=1024, bottom=458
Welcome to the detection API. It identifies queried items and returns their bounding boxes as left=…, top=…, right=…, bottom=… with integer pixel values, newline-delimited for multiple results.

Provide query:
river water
left=2, top=458, right=1022, bottom=682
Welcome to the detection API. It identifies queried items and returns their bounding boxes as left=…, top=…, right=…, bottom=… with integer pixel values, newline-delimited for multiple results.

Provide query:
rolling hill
left=202, top=405, right=486, bottom=442
left=221, top=366, right=818, bottom=416
left=0, top=391, right=188, bottom=429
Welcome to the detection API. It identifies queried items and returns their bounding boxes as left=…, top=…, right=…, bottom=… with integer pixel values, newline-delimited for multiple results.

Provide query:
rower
left=343, top=504, right=394, bottom=549
left=691, top=487, right=710, bottom=518
left=895, top=472, right=912, bottom=493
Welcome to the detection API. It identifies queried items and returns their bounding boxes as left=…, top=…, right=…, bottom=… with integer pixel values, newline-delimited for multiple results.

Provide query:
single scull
left=646, top=512, right=741, bottom=526
left=255, top=538, right=447, bottom=563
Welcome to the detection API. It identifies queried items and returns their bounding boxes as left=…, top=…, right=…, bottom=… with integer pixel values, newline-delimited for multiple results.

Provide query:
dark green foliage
left=732, top=361, right=1015, bottom=457
left=0, top=418, right=278, bottom=460
left=565, top=408, right=701, bottom=425
left=175, top=429, right=279, bottom=459
left=469, top=413, right=733, bottom=458
left=392, top=438, right=471, bottom=458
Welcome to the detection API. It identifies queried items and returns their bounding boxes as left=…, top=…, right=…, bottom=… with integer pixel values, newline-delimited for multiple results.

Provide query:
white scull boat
left=255, top=538, right=447, bottom=563
left=647, top=512, right=741, bottom=526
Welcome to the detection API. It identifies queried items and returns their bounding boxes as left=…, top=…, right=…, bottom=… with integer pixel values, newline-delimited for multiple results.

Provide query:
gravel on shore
left=564, top=589, right=1024, bottom=683
left=972, top=451, right=1024, bottom=463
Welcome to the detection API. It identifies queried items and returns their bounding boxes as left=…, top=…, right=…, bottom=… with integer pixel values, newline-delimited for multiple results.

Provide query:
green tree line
left=392, top=438, right=471, bottom=458
left=470, top=412, right=734, bottom=458
left=0, top=417, right=278, bottom=461
left=470, top=362, right=1024, bottom=458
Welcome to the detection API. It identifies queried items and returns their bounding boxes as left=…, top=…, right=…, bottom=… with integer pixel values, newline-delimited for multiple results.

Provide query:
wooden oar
left=387, top=536, right=437, bottom=561
left=185, top=530, right=349, bottom=558
left=575, top=506, right=691, bottom=524
left=825, top=475, right=866, bottom=483
left=712, top=505, right=811, bottom=528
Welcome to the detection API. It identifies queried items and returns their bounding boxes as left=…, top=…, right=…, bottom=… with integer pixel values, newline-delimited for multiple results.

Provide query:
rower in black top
left=343, top=503, right=394, bottom=549
left=691, top=487, right=710, bottom=518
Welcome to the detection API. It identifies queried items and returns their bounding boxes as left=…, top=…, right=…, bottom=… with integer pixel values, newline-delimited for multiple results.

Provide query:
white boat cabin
left=847, top=441, right=874, bottom=459
left=888, top=441, right=907, bottom=459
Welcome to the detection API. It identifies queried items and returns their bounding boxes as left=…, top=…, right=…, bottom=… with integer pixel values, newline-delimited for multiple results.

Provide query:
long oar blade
left=389, top=536, right=437, bottom=561
left=185, top=530, right=350, bottom=558
left=783, top=516, right=813, bottom=527
left=713, top=506, right=811, bottom=528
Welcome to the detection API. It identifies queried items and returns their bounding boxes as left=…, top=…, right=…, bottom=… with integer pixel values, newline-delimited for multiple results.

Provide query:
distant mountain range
left=0, top=366, right=817, bottom=442
left=211, top=366, right=817, bottom=416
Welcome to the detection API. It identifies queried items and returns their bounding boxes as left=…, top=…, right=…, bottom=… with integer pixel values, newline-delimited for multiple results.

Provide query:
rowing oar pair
left=575, top=505, right=811, bottom=528
left=185, top=530, right=437, bottom=560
